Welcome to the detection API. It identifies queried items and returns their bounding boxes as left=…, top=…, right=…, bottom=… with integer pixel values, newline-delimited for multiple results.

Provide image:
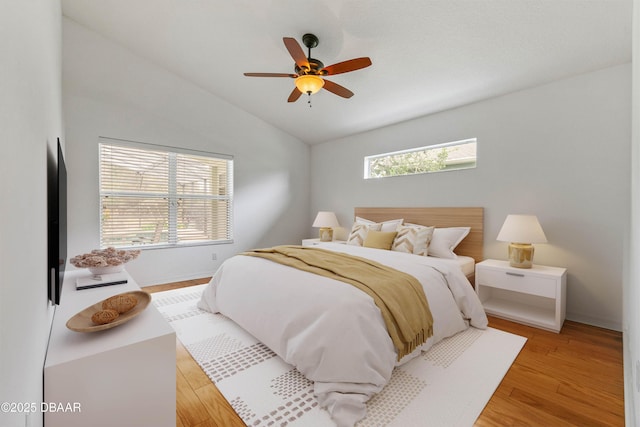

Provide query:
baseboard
left=566, top=313, right=622, bottom=332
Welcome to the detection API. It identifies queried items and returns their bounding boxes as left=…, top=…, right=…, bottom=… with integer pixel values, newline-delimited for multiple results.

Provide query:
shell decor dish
left=88, top=265, right=124, bottom=275
left=66, top=291, right=151, bottom=333
left=70, top=247, right=140, bottom=274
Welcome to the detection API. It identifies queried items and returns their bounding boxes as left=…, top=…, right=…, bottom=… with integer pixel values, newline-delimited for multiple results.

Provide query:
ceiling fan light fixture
left=244, top=34, right=371, bottom=103
left=295, top=75, right=324, bottom=95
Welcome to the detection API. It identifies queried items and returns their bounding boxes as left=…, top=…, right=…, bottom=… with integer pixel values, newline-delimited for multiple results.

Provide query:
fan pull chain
left=307, top=92, right=312, bottom=107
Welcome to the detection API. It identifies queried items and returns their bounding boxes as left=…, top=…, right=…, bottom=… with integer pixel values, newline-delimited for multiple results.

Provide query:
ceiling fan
left=244, top=33, right=372, bottom=103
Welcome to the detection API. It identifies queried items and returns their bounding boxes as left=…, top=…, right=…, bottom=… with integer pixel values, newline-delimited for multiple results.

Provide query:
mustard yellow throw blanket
left=242, top=245, right=433, bottom=360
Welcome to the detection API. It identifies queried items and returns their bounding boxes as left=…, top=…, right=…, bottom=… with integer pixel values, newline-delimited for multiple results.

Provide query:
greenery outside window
left=99, top=138, right=233, bottom=249
left=364, top=138, right=477, bottom=179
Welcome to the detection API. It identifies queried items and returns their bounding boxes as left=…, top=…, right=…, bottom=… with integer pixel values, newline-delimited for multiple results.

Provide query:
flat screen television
left=47, top=138, right=67, bottom=305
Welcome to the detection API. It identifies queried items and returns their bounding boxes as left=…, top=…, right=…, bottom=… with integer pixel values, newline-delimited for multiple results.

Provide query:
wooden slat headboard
left=354, top=207, right=484, bottom=263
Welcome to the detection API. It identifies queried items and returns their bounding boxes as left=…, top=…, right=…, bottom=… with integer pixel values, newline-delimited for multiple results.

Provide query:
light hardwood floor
left=146, top=279, right=625, bottom=427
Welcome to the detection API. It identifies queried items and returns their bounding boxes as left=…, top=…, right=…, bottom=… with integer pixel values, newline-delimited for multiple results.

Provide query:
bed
left=197, top=207, right=487, bottom=427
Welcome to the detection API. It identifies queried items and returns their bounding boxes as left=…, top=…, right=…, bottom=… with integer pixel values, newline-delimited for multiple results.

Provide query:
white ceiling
left=61, top=0, right=632, bottom=145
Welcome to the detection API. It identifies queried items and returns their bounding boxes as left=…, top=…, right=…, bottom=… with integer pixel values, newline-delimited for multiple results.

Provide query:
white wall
left=624, top=0, right=639, bottom=425
left=311, top=64, right=630, bottom=331
left=0, top=2, right=63, bottom=427
left=62, top=18, right=310, bottom=286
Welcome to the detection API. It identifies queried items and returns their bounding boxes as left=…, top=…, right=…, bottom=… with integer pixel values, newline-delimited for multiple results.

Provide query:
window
left=99, top=138, right=233, bottom=249
left=364, top=138, right=477, bottom=179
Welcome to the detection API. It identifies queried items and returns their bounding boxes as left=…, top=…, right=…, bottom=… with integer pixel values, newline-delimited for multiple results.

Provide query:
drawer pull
left=505, top=272, right=525, bottom=277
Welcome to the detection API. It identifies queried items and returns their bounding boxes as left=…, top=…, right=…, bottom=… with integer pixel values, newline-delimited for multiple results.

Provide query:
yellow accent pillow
left=363, top=230, right=398, bottom=250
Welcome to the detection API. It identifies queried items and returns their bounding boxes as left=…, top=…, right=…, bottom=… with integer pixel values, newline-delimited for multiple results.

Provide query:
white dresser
left=44, top=270, right=176, bottom=427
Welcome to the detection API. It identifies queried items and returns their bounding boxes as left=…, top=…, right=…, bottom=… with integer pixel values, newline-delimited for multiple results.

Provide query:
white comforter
left=198, top=243, right=488, bottom=426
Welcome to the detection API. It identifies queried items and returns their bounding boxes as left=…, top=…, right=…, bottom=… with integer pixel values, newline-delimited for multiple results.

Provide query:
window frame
left=364, top=138, right=477, bottom=179
left=98, top=137, right=234, bottom=250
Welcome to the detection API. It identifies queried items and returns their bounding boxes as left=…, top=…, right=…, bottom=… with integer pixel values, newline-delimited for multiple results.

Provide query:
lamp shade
left=496, top=215, right=547, bottom=243
left=312, top=211, right=340, bottom=228
left=295, top=75, right=325, bottom=95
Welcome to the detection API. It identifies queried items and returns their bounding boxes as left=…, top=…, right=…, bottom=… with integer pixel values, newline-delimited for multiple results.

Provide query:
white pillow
left=355, top=217, right=403, bottom=232
left=347, top=223, right=382, bottom=246
left=428, top=227, right=471, bottom=259
left=392, top=224, right=434, bottom=256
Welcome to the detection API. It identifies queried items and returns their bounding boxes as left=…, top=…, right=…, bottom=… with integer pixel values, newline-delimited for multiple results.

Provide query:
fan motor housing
left=295, top=58, right=325, bottom=76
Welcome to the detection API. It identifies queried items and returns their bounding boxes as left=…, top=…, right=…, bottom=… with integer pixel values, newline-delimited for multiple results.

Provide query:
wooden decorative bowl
left=66, top=291, right=151, bottom=332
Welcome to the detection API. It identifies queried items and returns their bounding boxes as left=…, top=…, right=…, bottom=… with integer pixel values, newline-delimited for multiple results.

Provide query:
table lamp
left=496, top=214, right=547, bottom=268
left=312, top=211, right=340, bottom=242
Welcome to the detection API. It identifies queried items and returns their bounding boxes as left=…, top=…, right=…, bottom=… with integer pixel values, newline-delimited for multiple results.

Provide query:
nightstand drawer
left=477, top=268, right=556, bottom=298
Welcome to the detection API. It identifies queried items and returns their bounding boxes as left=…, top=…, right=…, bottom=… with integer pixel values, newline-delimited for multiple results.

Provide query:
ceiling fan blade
left=244, top=72, right=296, bottom=78
left=283, top=37, right=310, bottom=70
left=287, top=87, right=302, bottom=103
left=322, top=57, right=372, bottom=75
left=322, top=79, right=354, bottom=98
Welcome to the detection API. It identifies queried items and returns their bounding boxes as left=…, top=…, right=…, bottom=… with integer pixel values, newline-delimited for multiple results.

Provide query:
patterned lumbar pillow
left=392, top=224, right=434, bottom=256
left=347, top=223, right=382, bottom=246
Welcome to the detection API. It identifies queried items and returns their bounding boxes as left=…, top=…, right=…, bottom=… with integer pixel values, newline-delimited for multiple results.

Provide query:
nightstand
left=302, top=238, right=347, bottom=246
left=475, top=259, right=567, bottom=333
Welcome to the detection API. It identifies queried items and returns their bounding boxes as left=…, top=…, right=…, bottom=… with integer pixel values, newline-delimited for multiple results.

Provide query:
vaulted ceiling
left=61, top=0, right=632, bottom=145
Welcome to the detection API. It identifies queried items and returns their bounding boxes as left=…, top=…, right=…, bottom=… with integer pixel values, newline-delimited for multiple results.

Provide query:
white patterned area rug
left=152, top=284, right=526, bottom=427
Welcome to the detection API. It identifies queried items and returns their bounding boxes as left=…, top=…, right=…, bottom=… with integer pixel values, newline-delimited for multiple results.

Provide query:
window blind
left=99, top=138, right=233, bottom=249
